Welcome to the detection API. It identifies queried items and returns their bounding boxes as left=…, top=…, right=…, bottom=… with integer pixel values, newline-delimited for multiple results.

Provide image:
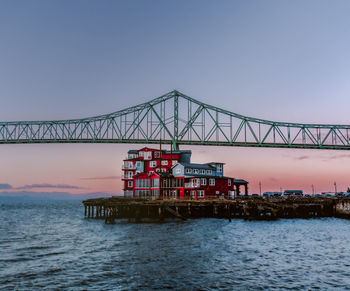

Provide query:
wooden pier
left=82, top=197, right=350, bottom=223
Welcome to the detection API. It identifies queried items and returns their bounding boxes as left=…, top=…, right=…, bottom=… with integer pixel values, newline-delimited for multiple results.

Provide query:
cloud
left=294, top=153, right=350, bottom=161
left=327, top=154, right=350, bottom=160
left=16, top=183, right=84, bottom=190
left=80, top=176, right=120, bottom=180
left=0, top=183, right=12, bottom=189
left=0, top=190, right=117, bottom=200
left=295, top=155, right=310, bottom=160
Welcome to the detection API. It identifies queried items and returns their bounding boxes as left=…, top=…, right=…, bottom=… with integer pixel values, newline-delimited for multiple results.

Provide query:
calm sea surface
left=1, top=199, right=350, bottom=290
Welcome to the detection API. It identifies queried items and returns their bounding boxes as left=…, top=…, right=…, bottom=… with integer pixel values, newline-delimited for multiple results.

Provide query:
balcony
left=122, top=164, right=136, bottom=170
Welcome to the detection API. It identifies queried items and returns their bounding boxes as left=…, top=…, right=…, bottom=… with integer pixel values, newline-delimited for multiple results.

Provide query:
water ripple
left=2, top=199, right=350, bottom=290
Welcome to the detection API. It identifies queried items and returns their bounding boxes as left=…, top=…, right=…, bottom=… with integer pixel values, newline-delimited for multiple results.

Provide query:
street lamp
left=259, top=181, right=262, bottom=196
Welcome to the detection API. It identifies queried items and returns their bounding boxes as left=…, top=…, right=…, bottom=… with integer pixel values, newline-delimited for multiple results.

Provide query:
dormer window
left=194, top=169, right=199, bottom=174
left=200, top=169, right=205, bottom=174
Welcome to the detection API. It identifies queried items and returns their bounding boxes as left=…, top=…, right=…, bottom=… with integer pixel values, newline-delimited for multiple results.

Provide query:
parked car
left=263, top=192, right=271, bottom=198
left=283, top=190, right=303, bottom=197
left=251, top=193, right=260, bottom=198
left=263, top=192, right=282, bottom=198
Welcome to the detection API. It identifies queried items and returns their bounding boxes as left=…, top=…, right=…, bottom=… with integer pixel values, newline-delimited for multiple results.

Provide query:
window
left=191, top=190, right=196, bottom=199
left=139, top=151, right=144, bottom=157
left=228, top=179, right=231, bottom=186
left=151, top=189, right=159, bottom=197
left=135, top=189, right=150, bottom=197
left=136, top=161, right=142, bottom=167
left=161, top=160, right=168, bottom=165
left=206, top=170, right=212, bottom=175
left=154, top=151, right=161, bottom=158
left=201, top=178, right=206, bottom=186
left=135, top=179, right=150, bottom=188
left=128, top=181, right=133, bottom=187
left=185, top=168, right=192, bottom=174
left=156, top=168, right=160, bottom=172
left=149, top=171, right=154, bottom=174
left=150, top=161, right=157, bottom=168
left=209, top=178, right=215, bottom=186
left=144, top=152, right=152, bottom=160
left=172, top=160, right=178, bottom=165
left=217, top=164, right=223, bottom=173
left=151, top=179, right=159, bottom=188
left=194, top=169, right=199, bottom=174
left=124, top=162, right=132, bottom=169
left=194, top=178, right=200, bottom=187
left=198, top=190, right=205, bottom=198
left=200, top=169, right=205, bottom=174
left=176, top=168, right=181, bottom=174
left=161, top=168, right=167, bottom=173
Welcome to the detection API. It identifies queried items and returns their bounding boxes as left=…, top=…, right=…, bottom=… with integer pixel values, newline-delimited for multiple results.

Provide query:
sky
left=1, top=0, right=350, bottom=196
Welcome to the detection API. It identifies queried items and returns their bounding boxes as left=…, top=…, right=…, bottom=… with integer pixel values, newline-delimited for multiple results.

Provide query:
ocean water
left=1, top=199, right=350, bottom=290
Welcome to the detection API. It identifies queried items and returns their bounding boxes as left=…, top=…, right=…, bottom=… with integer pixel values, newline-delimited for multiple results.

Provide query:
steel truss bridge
left=1, top=90, right=350, bottom=150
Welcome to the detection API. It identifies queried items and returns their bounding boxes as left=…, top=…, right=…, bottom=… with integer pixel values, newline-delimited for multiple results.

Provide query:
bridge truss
left=1, top=90, right=350, bottom=150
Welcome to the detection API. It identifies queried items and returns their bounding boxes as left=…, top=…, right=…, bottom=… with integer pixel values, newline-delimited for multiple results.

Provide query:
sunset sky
left=1, top=0, right=350, bottom=196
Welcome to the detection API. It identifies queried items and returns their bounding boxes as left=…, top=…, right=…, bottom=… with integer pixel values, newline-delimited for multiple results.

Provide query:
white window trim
left=209, top=178, right=215, bottom=186
left=128, top=181, right=133, bottom=187
left=150, top=161, right=157, bottom=168
left=201, top=178, right=206, bottom=186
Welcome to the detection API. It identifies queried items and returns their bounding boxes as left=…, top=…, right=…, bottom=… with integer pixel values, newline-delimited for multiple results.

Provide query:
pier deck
left=82, top=197, right=350, bottom=223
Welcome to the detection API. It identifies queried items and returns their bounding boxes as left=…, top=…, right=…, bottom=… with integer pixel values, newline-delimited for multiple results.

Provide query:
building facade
left=122, top=147, right=248, bottom=199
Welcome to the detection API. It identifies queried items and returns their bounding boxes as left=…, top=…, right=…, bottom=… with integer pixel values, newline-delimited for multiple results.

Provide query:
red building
left=122, top=147, right=248, bottom=199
